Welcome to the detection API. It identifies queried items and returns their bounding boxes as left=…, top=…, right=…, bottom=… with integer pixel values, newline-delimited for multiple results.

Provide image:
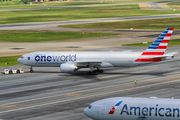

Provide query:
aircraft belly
left=99, top=113, right=180, bottom=120
left=132, top=62, right=151, bottom=66
left=108, top=59, right=135, bottom=67
left=35, top=64, right=60, bottom=67
left=98, top=114, right=132, bottom=120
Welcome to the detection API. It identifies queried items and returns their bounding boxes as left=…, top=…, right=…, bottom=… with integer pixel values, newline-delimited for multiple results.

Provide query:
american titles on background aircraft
left=17, top=27, right=177, bottom=74
left=84, top=97, right=180, bottom=120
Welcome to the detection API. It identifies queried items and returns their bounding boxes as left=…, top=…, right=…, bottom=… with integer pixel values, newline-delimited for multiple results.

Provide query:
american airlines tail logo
left=135, top=27, right=174, bottom=63
left=109, top=101, right=123, bottom=114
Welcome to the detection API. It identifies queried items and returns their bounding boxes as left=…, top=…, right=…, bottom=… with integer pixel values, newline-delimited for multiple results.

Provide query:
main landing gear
left=30, top=66, right=34, bottom=73
left=87, top=69, right=103, bottom=75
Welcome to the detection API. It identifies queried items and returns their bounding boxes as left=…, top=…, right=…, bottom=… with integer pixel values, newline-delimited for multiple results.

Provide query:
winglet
left=141, top=27, right=174, bottom=56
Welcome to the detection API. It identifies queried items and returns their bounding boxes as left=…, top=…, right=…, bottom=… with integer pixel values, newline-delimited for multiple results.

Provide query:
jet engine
left=60, top=64, right=78, bottom=72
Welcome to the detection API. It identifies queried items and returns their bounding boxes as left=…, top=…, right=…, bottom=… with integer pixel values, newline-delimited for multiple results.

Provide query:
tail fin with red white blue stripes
left=141, top=27, right=174, bottom=56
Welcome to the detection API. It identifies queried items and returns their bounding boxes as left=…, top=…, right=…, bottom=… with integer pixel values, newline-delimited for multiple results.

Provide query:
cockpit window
left=88, top=105, right=92, bottom=109
left=20, top=56, right=24, bottom=59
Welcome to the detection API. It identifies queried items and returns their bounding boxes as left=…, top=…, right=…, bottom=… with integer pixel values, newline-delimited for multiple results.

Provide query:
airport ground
left=0, top=46, right=180, bottom=120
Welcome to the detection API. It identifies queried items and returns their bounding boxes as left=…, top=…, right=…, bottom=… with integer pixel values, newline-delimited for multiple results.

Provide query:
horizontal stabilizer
left=164, top=52, right=178, bottom=57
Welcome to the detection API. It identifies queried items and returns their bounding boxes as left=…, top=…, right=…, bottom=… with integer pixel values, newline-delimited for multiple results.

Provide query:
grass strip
left=0, top=4, right=180, bottom=24
left=168, top=2, right=180, bottom=9
left=0, top=0, right=167, bottom=9
left=0, top=55, right=21, bottom=67
left=0, top=31, right=119, bottom=42
left=0, top=1, right=116, bottom=9
left=122, top=39, right=180, bottom=47
left=60, top=17, right=180, bottom=30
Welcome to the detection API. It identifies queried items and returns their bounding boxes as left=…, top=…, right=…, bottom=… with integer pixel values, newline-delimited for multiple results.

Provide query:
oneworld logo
left=35, top=54, right=76, bottom=62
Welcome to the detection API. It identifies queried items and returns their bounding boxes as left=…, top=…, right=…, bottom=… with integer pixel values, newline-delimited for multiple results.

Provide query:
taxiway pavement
left=1, top=14, right=180, bottom=30
left=0, top=46, right=180, bottom=120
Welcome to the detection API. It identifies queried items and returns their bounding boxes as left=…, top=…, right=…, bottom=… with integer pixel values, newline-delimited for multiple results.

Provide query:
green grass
left=81, top=0, right=169, bottom=1
left=0, top=1, right=24, bottom=5
left=168, top=2, right=180, bottom=9
left=0, top=4, right=180, bottom=24
left=0, top=1, right=115, bottom=9
left=122, top=39, right=180, bottom=47
left=60, top=17, right=180, bottom=30
left=0, top=0, right=167, bottom=9
left=0, top=31, right=119, bottom=42
left=0, top=55, right=21, bottom=67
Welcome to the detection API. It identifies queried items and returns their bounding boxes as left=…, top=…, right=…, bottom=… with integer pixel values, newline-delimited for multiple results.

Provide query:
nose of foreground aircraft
left=84, top=107, right=91, bottom=117
left=84, top=107, right=95, bottom=119
left=84, top=105, right=100, bottom=120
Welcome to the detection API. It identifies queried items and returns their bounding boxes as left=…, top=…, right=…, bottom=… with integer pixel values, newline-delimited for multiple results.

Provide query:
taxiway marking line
left=66, top=93, right=83, bottom=96
left=0, top=73, right=179, bottom=107
left=0, top=75, right=168, bottom=107
left=0, top=76, right=179, bottom=114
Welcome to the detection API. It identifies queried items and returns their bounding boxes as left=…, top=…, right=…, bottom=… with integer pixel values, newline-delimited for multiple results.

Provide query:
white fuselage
left=17, top=51, right=149, bottom=68
left=84, top=97, right=180, bottom=120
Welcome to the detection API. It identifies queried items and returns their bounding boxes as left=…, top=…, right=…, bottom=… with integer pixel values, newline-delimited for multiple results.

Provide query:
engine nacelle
left=60, top=64, right=78, bottom=72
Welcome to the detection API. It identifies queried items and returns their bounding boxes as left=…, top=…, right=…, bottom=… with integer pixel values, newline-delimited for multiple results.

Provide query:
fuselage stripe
left=141, top=52, right=164, bottom=55
left=135, top=58, right=162, bottom=62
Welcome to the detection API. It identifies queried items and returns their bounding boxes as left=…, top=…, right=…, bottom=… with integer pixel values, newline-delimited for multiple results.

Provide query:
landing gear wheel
left=30, top=66, right=34, bottom=73
left=87, top=71, right=98, bottom=75
left=92, top=70, right=98, bottom=75
left=87, top=72, right=91, bottom=75
left=99, top=69, right=103, bottom=73
left=93, top=71, right=98, bottom=75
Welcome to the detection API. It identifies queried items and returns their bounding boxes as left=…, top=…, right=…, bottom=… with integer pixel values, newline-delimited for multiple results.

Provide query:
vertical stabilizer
left=141, top=27, right=174, bottom=56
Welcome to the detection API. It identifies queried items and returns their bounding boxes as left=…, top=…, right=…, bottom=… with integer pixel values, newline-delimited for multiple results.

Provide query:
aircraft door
left=102, top=55, right=109, bottom=61
left=100, top=105, right=106, bottom=115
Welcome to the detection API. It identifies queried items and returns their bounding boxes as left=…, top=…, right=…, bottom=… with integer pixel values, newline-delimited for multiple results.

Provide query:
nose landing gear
left=30, top=66, right=34, bottom=73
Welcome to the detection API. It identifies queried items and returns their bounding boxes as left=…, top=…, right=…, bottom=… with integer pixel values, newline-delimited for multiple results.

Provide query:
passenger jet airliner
left=84, top=97, right=180, bottom=120
left=17, top=27, right=177, bottom=74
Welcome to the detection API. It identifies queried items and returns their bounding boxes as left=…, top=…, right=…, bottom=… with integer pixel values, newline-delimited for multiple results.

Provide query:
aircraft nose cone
left=17, top=58, right=20, bottom=63
left=17, top=58, right=22, bottom=64
left=84, top=108, right=91, bottom=118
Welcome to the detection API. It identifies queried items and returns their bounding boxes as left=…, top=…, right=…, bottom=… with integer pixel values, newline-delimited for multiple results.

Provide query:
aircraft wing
left=73, top=61, right=113, bottom=68
left=74, top=61, right=101, bottom=68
